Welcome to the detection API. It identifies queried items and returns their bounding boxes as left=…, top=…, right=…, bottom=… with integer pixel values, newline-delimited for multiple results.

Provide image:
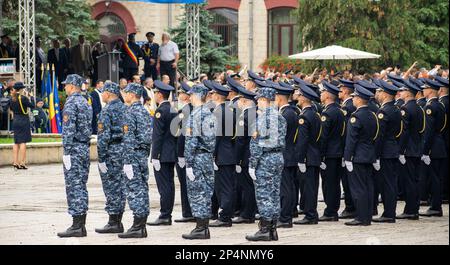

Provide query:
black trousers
left=321, top=158, right=342, bottom=217
left=303, top=166, right=320, bottom=220
left=429, top=159, right=445, bottom=211
left=160, top=60, right=177, bottom=88
left=154, top=162, right=175, bottom=219
left=216, top=165, right=237, bottom=222
left=443, top=161, right=449, bottom=201
left=176, top=164, right=193, bottom=218
left=400, top=157, right=420, bottom=215
left=144, top=65, right=158, bottom=81
left=374, top=159, right=399, bottom=219
left=348, top=163, right=374, bottom=224
left=297, top=169, right=306, bottom=211
left=236, top=166, right=257, bottom=219
left=123, top=67, right=138, bottom=81
left=279, top=166, right=297, bottom=222
left=341, top=167, right=356, bottom=212
left=419, top=162, right=431, bottom=201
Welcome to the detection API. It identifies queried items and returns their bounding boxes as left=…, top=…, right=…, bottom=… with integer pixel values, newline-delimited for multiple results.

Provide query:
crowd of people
left=53, top=61, right=448, bottom=242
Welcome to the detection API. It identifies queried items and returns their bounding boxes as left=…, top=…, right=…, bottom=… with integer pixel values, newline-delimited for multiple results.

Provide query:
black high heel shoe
left=19, top=164, right=28, bottom=170
left=13, top=164, right=20, bottom=170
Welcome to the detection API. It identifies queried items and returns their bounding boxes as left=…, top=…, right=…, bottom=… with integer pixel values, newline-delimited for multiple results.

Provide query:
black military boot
left=245, top=219, right=272, bottom=241
left=118, top=216, right=147, bottom=239
left=57, top=214, right=87, bottom=238
left=95, top=213, right=124, bottom=234
left=182, top=218, right=211, bottom=240
left=270, top=219, right=279, bottom=241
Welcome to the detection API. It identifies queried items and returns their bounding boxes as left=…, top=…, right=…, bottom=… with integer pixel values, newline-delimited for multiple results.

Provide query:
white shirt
left=158, top=41, right=179, bottom=62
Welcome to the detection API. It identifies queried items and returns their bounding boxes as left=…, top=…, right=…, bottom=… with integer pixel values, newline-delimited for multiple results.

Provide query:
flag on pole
left=47, top=71, right=58, bottom=133
left=53, top=72, right=63, bottom=133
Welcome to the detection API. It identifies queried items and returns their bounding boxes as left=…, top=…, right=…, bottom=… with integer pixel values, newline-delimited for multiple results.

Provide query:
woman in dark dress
left=10, top=82, right=34, bottom=169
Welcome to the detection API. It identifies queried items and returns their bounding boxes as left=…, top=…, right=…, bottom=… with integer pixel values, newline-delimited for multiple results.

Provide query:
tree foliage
left=296, top=0, right=449, bottom=71
left=169, top=4, right=239, bottom=76
left=1, top=0, right=98, bottom=49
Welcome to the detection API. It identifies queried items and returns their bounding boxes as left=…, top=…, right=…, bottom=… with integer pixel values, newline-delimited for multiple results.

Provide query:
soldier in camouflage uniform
left=246, top=87, right=286, bottom=242
left=57, top=74, right=93, bottom=238
left=95, top=82, right=128, bottom=234
left=182, top=85, right=216, bottom=240
left=118, top=83, right=153, bottom=239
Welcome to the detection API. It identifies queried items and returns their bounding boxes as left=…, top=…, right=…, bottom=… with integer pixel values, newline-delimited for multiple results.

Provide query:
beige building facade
left=87, top=0, right=299, bottom=71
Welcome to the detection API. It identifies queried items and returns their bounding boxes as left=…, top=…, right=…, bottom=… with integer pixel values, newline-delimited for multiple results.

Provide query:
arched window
left=268, top=8, right=299, bottom=57
left=97, top=14, right=127, bottom=50
left=209, top=8, right=239, bottom=56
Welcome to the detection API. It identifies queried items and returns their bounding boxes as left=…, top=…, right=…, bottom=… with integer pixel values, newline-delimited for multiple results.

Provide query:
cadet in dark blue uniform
left=273, top=83, right=298, bottom=228
left=174, top=82, right=195, bottom=223
left=338, top=79, right=357, bottom=219
left=319, top=81, right=346, bottom=222
left=233, top=87, right=258, bottom=224
left=344, top=85, right=379, bottom=226
left=411, top=78, right=430, bottom=204
left=435, top=76, right=449, bottom=203
left=397, top=80, right=425, bottom=220
left=293, top=83, right=322, bottom=225
left=148, top=80, right=178, bottom=226
left=210, top=81, right=237, bottom=227
left=372, top=80, right=402, bottom=223
left=227, top=77, right=244, bottom=218
left=419, top=79, right=447, bottom=217
left=357, top=80, right=380, bottom=113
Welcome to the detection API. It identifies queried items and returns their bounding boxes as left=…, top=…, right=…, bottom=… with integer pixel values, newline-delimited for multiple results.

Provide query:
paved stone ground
left=0, top=163, right=448, bottom=245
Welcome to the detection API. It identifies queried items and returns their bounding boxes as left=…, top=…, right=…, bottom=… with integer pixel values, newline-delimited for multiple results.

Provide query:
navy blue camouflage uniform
left=250, top=102, right=286, bottom=221
left=123, top=84, right=153, bottom=218
left=62, top=76, right=93, bottom=217
left=185, top=104, right=216, bottom=219
left=97, top=86, right=128, bottom=215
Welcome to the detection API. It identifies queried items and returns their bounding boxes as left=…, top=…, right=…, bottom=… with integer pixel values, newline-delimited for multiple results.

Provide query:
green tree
left=169, top=4, right=239, bottom=76
left=1, top=0, right=98, bottom=49
left=295, top=0, right=449, bottom=71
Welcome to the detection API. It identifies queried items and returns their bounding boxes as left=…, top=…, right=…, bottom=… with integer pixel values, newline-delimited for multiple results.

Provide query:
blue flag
left=53, top=73, right=63, bottom=133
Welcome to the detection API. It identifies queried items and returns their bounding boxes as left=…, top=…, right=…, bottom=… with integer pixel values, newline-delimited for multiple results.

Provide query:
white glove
left=320, top=162, right=327, bottom=170
left=421, top=155, right=431, bottom=166
left=345, top=161, right=354, bottom=172
left=63, top=155, right=71, bottom=171
left=123, top=164, right=134, bottom=180
left=186, top=167, right=195, bottom=181
left=98, top=162, right=108, bottom=174
left=152, top=159, right=161, bottom=171
left=236, top=165, right=242, bottom=173
left=214, top=162, right=219, bottom=171
left=341, top=158, right=346, bottom=168
left=249, top=168, right=256, bottom=181
left=298, top=163, right=306, bottom=173
left=178, top=157, right=186, bottom=168
left=373, top=159, right=381, bottom=171
left=399, top=155, right=406, bottom=165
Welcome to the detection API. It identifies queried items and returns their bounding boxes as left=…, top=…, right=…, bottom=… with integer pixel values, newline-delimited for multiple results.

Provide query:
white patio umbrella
left=289, top=45, right=381, bottom=60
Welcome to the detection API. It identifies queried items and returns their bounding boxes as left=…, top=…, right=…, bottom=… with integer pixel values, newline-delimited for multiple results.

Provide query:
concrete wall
left=0, top=141, right=98, bottom=167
